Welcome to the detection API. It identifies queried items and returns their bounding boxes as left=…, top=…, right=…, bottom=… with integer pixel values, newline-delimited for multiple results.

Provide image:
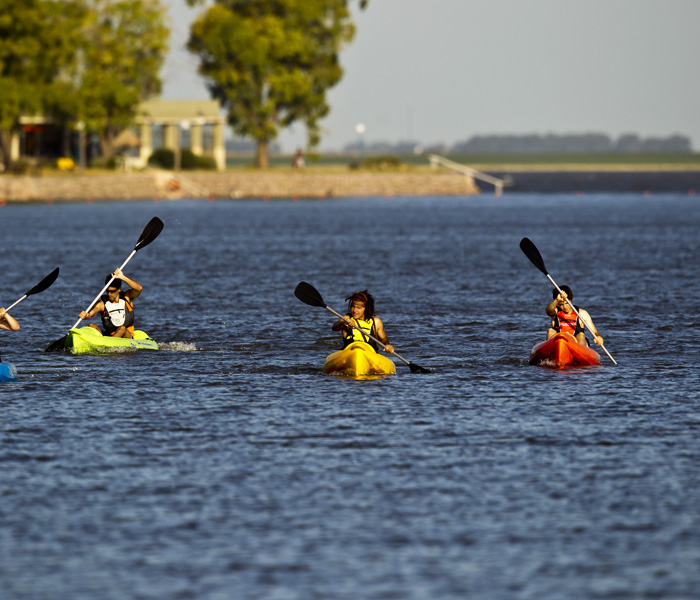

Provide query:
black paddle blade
left=26, top=267, right=59, bottom=297
left=44, top=335, right=67, bottom=352
left=294, top=281, right=327, bottom=308
left=519, top=237, right=548, bottom=275
left=409, top=362, right=434, bottom=374
left=134, top=217, right=164, bottom=251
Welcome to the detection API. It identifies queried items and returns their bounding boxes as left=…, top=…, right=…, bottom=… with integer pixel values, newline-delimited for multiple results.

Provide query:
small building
left=136, top=99, right=226, bottom=171
left=8, top=98, right=227, bottom=171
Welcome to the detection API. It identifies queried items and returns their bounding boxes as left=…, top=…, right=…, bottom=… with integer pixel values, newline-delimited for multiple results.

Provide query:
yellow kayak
left=322, top=341, right=396, bottom=377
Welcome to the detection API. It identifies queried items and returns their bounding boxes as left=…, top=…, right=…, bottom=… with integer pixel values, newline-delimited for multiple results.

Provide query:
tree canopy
left=73, top=0, right=169, bottom=159
left=0, top=0, right=168, bottom=169
left=0, top=0, right=86, bottom=168
left=187, top=0, right=361, bottom=167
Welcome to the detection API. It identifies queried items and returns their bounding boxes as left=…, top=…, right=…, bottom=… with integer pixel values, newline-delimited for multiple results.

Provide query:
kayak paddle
left=45, top=217, right=164, bottom=352
left=294, top=281, right=434, bottom=374
left=3, top=267, right=60, bottom=312
left=519, top=237, right=617, bottom=365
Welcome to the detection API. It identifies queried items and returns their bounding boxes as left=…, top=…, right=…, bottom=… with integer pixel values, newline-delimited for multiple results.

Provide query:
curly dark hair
left=345, top=290, right=375, bottom=319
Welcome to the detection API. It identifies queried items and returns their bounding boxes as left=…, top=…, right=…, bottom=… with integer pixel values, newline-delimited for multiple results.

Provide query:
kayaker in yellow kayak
left=546, top=285, right=604, bottom=347
left=331, top=290, right=394, bottom=354
left=0, top=307, right=20, bottom=331
left=79, top=268, right=142, bottom=338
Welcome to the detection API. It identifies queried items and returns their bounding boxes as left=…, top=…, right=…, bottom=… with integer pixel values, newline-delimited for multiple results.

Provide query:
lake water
left=1, top=193, right=699, bottom=599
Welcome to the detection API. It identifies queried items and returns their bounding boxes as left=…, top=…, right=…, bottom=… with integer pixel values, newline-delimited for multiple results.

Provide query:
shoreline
left=0, top=170, right=480, bottom=202
left=2, top=164, right=700, bottom=202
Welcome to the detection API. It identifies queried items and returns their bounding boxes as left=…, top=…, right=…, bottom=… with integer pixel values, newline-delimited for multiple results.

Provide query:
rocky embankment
left=0, top=170, right=480, bottom=202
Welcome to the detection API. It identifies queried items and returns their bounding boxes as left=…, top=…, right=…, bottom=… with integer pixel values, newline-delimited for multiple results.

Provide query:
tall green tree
left=72, top=0, right=169, bottom=160
left=0, top=0, right=168, bottom=169
left=186, top=0, right=361, bottom=167
left=0, top=0, right=85, bottom=169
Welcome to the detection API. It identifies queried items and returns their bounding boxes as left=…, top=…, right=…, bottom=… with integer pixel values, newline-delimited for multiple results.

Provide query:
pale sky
left=160, top=0, right=700, bottom=152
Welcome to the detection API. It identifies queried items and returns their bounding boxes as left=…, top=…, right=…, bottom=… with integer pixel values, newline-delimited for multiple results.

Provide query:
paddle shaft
left=71, top=249, right=137, bottom=329
left=323, top=305, right=416, bottom=368
left=5, top=295, right=28, bottom=312
left=547, top=274, right=617, bottom=365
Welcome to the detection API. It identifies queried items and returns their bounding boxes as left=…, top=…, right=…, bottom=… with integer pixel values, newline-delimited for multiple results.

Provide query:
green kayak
left=65, top=326, right=158, bottom=354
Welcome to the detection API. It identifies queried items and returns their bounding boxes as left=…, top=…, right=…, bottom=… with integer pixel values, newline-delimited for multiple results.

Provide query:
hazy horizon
left=160, top=0, right=700, bottom=152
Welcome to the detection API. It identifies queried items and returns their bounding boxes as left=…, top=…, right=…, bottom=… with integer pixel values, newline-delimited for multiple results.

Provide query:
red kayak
left=529, top=332, right=601, bottom=367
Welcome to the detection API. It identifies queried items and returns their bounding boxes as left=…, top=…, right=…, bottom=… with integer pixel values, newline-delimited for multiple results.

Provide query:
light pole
left=355, top=123, right=365, bottom=164
left=76, top=121, right=86, bottom=169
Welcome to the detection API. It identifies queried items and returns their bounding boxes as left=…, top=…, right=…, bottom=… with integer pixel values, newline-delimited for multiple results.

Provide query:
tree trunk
left=255, top=139, right=269, bottom=169
left=100, top=133, right=115, bottom=162
left=0, top=129, right=11, bottom=172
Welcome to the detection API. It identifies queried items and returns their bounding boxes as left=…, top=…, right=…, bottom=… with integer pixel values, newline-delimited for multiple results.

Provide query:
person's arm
left=114, top=268, right=142, bottom=299
left=80, top=300, right=104, bottom=321
left=578, top=308, right=604, bottom=345
left=546, top=292, right=566, bottom=317
left=372, top=317, right=394, bottom=354
left=0, top=307, right=20, bottom=331
left=332, top=315, right=352, bottom=332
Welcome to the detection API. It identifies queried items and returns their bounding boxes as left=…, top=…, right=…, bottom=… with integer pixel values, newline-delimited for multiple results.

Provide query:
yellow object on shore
left=57, top=157, right=76, bottom=171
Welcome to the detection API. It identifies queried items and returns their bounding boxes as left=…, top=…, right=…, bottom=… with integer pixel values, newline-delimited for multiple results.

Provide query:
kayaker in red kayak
left=332, top=290, right=394, bottom=354
left=79, top=268, right=142, bottom=338
left=546, top=285, right=604, bottom=346
left=0, top=307, right=20, bottom=331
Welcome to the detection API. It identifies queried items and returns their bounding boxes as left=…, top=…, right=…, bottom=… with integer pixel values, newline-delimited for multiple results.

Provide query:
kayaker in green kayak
left=0, top=307, right=20, bottom=332
left=79, top=268, right=142, bottom=338
left=546, top=285, right=604, bottom=347
left=331, top=290, right=394, bottom=354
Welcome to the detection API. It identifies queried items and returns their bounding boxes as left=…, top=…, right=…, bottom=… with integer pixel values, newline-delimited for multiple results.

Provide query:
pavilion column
left=10, top=131, right=20, bottom=161
left=164, top=123, right=178, bottom=152
left=213, top=121, right=225, bottom=171
left=139, top=122, right=152, bottom=164
left=191, top=124, right=203, bottom=156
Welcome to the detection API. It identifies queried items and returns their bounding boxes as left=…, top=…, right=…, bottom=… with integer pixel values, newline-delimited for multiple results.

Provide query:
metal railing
left=429, top=154, right=512, bottom=196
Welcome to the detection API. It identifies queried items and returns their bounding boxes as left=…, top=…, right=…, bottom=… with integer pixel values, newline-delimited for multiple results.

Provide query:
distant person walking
left=292, top=148, right=305, bottom=169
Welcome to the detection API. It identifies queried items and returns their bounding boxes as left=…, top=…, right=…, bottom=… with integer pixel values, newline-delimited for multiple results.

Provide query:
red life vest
left=554, top=308, right=582, bottom=336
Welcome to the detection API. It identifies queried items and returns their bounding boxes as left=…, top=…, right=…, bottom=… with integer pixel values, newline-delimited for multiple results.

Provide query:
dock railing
left=428, top=154, right=512, bottom=196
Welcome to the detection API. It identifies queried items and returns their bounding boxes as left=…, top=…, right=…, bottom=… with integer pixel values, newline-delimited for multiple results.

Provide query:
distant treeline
left=226, top=138, right=280, bottom=154
left=343, top=133, right=692, bottom=155
left=452, top=133, right=692, bottom=154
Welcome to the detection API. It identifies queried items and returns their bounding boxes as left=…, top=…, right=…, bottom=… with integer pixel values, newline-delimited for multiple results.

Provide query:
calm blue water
left=1, top=193, right=699, bottom=599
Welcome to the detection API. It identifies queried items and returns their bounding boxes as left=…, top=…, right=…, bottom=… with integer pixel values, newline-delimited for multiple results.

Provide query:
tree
left=0, top=0, right=85, bottom=170
left=72, top=0, right=169, bottom=160
left=0, top=0, right=168, bottom=169
left=186, top=0, right=361, bottom=168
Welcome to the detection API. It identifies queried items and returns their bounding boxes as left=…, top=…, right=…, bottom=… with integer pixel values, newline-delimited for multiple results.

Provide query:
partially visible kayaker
left=331, top=289, right=394, bottom=354
left=0, top=307, right=20, bottom=331
left=79, top=268, right=142, bottom=338
left=546, top=285, right=604, bottom=347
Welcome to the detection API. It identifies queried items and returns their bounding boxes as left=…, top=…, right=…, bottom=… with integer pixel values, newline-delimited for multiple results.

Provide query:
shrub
left=194, top=154, right=217, bottom=170
left=148, top=149, right=217, bottom=170
left=148, top=148, right=175, bottom=169
left=362, top=156, right=401, bottom=170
